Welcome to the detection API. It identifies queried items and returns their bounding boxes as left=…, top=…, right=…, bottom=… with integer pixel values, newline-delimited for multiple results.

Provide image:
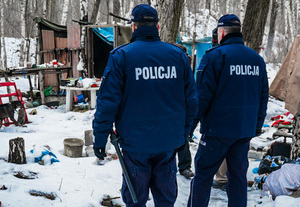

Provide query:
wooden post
left=4, top=73, right=12, bottom=102
left=8, top=137, right=26, bottom=164
left=39, top=70, right=45, bottom=105
left=27, top=75, right=34, bottom=100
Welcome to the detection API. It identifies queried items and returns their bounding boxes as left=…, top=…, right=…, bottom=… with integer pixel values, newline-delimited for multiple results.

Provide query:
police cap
left=217, top=14, right=241, bottom=27
left=128, top=4, right=158, bottom=24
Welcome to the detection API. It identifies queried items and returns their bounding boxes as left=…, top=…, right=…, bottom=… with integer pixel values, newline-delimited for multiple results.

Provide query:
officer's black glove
left=93, top=147, right=106, bottom=160
left=256, top=129, right=262, bottom=137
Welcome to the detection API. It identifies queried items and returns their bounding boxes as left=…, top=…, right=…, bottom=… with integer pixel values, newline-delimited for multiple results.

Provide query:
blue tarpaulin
left=93, top=27, right=114, bottom=46
left=178, top=36, right=212, bottom=72
left=195, top=37, right=212, bottom=70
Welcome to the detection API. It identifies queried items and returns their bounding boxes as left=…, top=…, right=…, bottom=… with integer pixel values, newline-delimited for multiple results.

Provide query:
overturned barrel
left=63, top=138, right=84, bottom=158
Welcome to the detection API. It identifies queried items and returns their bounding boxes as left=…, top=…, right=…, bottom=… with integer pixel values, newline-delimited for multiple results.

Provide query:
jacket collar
left=130, top=26, right=160, bottom=42
left=220, top=32, right=244, bottom=45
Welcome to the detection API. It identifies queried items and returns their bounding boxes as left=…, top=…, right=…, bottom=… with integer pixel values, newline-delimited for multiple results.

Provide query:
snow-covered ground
left=0, top=63, right=300, bottom=206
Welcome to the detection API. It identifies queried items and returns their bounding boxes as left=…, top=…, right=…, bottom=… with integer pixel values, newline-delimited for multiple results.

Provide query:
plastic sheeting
left=263, top=163, right=300, bottom=199
left=269, top=36, right=300, bottom=115
left=93, top=27, right=114, bottom=46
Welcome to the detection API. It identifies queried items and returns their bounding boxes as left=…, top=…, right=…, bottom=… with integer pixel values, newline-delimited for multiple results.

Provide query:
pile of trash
left=250, top=111, right=300, bottom=200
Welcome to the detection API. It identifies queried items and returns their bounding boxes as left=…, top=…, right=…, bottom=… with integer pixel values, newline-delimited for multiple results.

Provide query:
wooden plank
left=42, top=30, right=55, bottom=63
left=39, top=71, right=45, bottom=105
left=67, top=25, right=81, bottom=49
left=27, top=75, right=34, bottom=100
left=87, top=28, right=94, bottom=78
left=68, top=25, right=81, bottom=78
left=55, top=37, right=69, bottom=67
left=42, top=30, right=57, bottom=91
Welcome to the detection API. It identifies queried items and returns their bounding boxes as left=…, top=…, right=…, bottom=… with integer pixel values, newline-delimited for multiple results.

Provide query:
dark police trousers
left=122, top=150, right=177, bottom=207
left=188, top=135, right=251, bottom=207
left=178, top=139, right=192, bottom=173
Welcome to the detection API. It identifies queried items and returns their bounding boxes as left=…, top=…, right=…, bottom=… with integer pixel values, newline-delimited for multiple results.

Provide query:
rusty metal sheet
left=42, top=30, right=55, bottom=63
left=67, top=25, right=81, bottom=49
left=42, top=30, right=56, bottom=90
left=55, top=37, right=69, bottom=66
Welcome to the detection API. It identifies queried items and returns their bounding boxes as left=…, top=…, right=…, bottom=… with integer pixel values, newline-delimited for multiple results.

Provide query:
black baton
left=110, top=132, right=138, bottom=204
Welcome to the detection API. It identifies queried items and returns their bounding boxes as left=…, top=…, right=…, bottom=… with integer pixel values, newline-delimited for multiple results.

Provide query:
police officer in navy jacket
left=93, top=4, right=198, bottom=206
left=188, top=14, right=269, bottom=207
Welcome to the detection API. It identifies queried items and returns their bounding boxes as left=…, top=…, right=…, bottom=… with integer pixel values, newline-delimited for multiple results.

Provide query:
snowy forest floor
left=1, top=65, right=300, bottom=207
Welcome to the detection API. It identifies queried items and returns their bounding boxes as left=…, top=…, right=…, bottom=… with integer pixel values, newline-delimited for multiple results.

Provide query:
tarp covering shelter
left=93, top=27, right=114, bottom=46
left=269, top=35, right=300, bottom=115
left=86, top=25, right=131, bottom=78
left=34, top=17, right=70, bottom=93
left=91, top=27, right=114, bottom=78
left=34, top=17, right=67, bottom=33
left=195, top=37, right=212, bottom=70
left=179, top=37, right=212, bottom=70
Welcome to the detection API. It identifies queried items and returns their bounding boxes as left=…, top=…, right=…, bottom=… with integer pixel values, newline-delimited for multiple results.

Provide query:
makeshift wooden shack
left=34, top=17, right=71, bottom=93
left=35, top=17, right=131, bottom=79
left=34, top=17, right=132, bottom=106
left=84, top=24, right=132, bottom=78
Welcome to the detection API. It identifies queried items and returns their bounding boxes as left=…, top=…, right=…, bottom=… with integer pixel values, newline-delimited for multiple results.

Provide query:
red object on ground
left=0, top=82, right=29, bottom=126
left=272, top=120, right=284, bottom=127
left=271, top=115, right=283, bottom=121
left=282, top=121, right=292, bottom=125
left=272, top=120, right=292, bottom=127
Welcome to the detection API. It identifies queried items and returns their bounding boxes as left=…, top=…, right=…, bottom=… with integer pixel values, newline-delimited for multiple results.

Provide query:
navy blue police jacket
left=194, top=33, right=269, bottom=139
left=93, top=26, right=198, bottom=154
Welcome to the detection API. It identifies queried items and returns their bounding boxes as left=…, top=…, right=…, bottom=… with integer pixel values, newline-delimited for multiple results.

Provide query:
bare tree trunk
left=240, top=0, right=246, bottom=21
left=0, top=0, right=6, bottom=69
left=106, top=0, right=110, bottom=24
left=61, top=0, right=70, bottom=25
left=79, top=0, right=88, bottom=74
left=297, top=0, right=300, bottom=35
left=191, top=31, right=196, bottom=72
left=19, top=0, right=28, bottom=67
left=50, top=0, right=57, bottom=22
left=42, top=0, right=47, bottom=18
left=91, top=0, right=101, bottom=24
left=157, top=0, right=184, bottom=42
left=242, top=0, right=271, bottom=53
left=113, top=0, right=121, bottom=24
left=45, top=0, right=51, bottom=20
left=180, top=1, right=186, bottom=32
left=8, top=137, right=26, bottom=164
left=205, top=0, right=210, bottom=9
left=265, top=0, right=278, bottom=61
left=292, top=104, right=300, bottom=160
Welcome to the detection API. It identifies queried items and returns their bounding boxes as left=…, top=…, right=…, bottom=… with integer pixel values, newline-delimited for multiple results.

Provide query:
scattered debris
left=0, top=185, right=7, bottom=190
left=29, top=190, right=56, bottom=200
left=101, top=195, right=122, bottom=207
left=30, top=145, right=59, bottom=165
left=13, top=171, right=38, bottom=179
left=290, top=188, right=300, bottom=198
left=96, top=153, right=118, bottom=165
left=29, top=109, right=37, bottom=115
